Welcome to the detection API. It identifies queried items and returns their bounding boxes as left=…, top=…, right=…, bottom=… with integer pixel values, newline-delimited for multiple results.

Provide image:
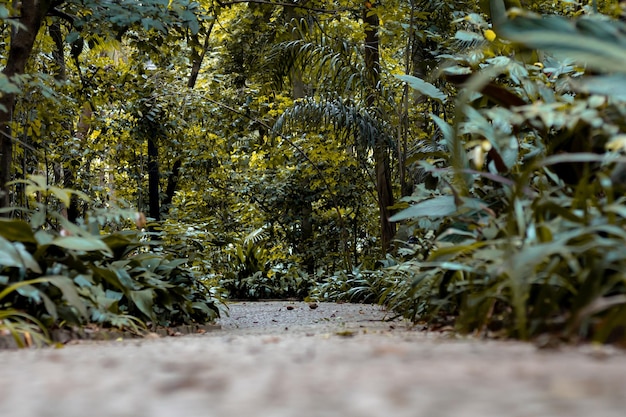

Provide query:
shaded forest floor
left=1, top=302, right=625, bottom=417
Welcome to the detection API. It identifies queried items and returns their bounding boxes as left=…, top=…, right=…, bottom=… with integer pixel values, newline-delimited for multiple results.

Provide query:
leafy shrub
left=315, top=8, right=626, bottom=344
left=218, top=232, right=316, bottom=300
left=0, top=176, right=222, bottom=345
left=375, top=9, right=626, bottom=343
left=310, top=265, right=403, bottom=305
left=221, top=266, right=314, bottom=301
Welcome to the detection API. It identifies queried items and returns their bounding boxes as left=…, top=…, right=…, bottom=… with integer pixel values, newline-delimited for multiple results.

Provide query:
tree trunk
left=148, top=134, right=160, bottom=222
left=49, top=23, right=66, bottom=80
left=187, top=20, right=214, bottom=89
left=0, top=0, right=51, bottom=211
left=287, top=6, right=316, bottom=273
left=159, top=19, right=215, bottom=217
left=162, top=158, right=181, bottom=209
left=363, top=2, right=395, bottom=253
left=51, top=21, right=82, bottom=223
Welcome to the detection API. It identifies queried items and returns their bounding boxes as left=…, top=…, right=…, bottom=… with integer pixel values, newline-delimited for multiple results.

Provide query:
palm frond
left=261, top=22, right=365, bottom=96
left=273, top=96, right=393, bottom=153
left=244, top=225, right=269, bottom=245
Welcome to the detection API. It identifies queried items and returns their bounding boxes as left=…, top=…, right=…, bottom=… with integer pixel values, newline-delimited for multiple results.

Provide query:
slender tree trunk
left=0, top=0, right=51, bottom=211
left=187, top=20, right=214, bottom=89
left=363, top=1, right=395, bottom=253
left=398, top=0, right=416, bottom=198
left=50, top=23, right=66, bottom=80
left=147, top=134, right=160, bottom=222
left=160, top=19, right=215, bottom=216
left=50, top=21, right=83, bottom=222
left=287, top=5, right=316, bottom=273
left=162, top=158, right=181, bottom=209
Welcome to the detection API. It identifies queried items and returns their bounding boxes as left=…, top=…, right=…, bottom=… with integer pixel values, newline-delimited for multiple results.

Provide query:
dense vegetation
left=2, top=0, right=626, bottom=347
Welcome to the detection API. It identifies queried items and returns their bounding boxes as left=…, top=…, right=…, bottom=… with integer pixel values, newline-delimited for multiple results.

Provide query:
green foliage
left=0, top=177, right=221, bottom=345
left=310, top=264, right=404, bottom=305
left=218, top=227, right=315, bottom=300
left=362, top=5, right=626, bottom=343
left=500, top=12, right=626, bottom=74
left=0, top=277, right=53, bottom=348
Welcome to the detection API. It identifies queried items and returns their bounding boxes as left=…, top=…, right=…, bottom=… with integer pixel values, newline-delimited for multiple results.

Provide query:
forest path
left=1, top=301, right=625, bottom=417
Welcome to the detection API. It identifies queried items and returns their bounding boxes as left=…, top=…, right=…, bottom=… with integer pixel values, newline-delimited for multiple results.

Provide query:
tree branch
left=48, top=8, right=76, bottom=25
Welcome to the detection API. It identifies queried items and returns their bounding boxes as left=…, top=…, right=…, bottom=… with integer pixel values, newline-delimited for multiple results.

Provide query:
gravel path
left=1, top=301, right=625, bottom=417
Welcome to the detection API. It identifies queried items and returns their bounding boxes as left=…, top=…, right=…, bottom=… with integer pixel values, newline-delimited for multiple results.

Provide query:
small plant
left=0, top=278, right=54, bottom=348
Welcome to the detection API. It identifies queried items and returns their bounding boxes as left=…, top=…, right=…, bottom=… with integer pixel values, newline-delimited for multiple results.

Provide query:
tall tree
left=0, top=0, right=52, bottom=211
left=363, top=0, right=395, bottom=252
left=286, top=4, right=316, bottom=273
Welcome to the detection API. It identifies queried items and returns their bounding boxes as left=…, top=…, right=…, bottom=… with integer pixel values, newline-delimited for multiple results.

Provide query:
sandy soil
left=1, top=301, right=625, bottom=417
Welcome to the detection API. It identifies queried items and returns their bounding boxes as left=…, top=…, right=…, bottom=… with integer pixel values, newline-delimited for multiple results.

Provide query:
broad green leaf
left=571, top=75, right=626, bottom=101
left=52, top=236, right=112, bottom=254
left=44, top=275, right=89, bottom=319
left=34, top=230, right=54, bottom=246
left=105, top=289, right=124, bottom=302
left=14, top=242, right=42, bottom=273
left=0, top=238, right=39, bottom=273
left=455, top=30, right=485, bottom=44
left=16, top=284, right=39, bottom=305
left=15, top=283, right=58, bottom=318
left=430, top=114, right=454, bottom=151
left=141, top=17, right=166, bottom=33
left=462, top=106, right=495, bottom=142
left=129, top=289, right=155, bottom=319
left=92, top=266, right=124, bottom=291
left=31, top=210, right=46, bottom=229
left=428, top=241, right=490, bottom=261
left=74, top=274, right=94, bottom=288
left=65, top=31, right=80, bottom=43
left=390, top=196, right=487, bottom=222
left=411, top=261, right=478, bottom=273
left=396, top=74, right=447, bottom=103
left=390, top=196, right=457, bottom=221
left=0, top=236, right=24, bottom=268
left=181, top=10, right=199, bottom=34
left=112, top=265, right=141, bottom=291
left=192, top=301, right=217, bottom=317
left=0, top=73, right=21, bottom=94
left=501, top=15, right=626, bottom=74
left=0, top=219, right=37, bottom=243
left=47, top=186, right=72, bottom=207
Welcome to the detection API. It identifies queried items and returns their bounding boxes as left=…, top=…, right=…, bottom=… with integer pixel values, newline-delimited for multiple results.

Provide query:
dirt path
left=1, top=302, right=625, bottom=417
